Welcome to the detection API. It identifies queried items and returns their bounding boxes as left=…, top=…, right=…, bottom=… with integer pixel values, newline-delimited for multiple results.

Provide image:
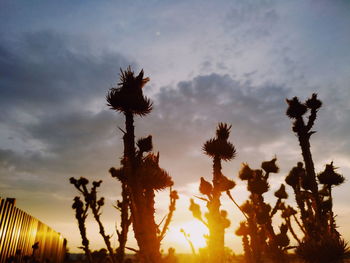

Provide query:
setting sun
left=165, top=220, right=208, bottom=252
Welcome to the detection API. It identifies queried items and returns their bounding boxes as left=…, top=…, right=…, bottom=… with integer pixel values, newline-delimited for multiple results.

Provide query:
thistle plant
left=113, top=181, right=132, bottom=263
left=70, top=177, right=115, bottom=263
left=70, top=178, right=92, bottom=263
left=107, top=67, right=176, bottom=262
left=235, top=159, right=290, bottom=263
left=285, top=94, right=347, bottom=262
left=189, top=123, right=236, bottom=263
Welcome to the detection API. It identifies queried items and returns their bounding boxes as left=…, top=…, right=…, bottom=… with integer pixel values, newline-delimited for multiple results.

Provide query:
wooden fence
left=0, top=197, right=66, bottom=263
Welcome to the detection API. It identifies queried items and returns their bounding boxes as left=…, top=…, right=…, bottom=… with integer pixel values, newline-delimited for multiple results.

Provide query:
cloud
left=0, top=31, right=135, bottom=197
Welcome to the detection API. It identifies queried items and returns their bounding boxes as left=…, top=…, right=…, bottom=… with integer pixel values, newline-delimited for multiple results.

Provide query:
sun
left=164, top=220, right=208, bottom=252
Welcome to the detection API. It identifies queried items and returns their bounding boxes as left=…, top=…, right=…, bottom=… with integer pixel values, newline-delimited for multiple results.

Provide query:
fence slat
left=0, top=198, right=66, bottom=262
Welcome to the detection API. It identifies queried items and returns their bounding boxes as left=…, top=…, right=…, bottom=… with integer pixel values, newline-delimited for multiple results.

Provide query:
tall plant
left=285, top=94, right=347, bottom=262
left=107, top=67, right=176, bottom=262
left=235, top=160, right=290, bottom=263
left=70, top=177, right=115, bottom=263
left=190, top=123, right=236, bottom=262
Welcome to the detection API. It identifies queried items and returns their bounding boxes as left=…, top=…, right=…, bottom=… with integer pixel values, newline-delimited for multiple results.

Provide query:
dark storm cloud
left=0, top=31, right=132, bottom=193
left=0, top=31, right=131, bottom=114
left=150, top=73, right=291, bottom=149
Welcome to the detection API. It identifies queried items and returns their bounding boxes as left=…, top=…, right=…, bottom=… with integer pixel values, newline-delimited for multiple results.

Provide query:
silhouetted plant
left=285, top=94, right=348, bottom=262
left=70, top=178, right=92, bottom=263
left=70, top=177, right=114, bottom=263
left=180, top=228, right=196, bottom=256
left=235, top=159, right=290, bottom=263
left=189, top=123, right=236, bottom=263
left=107, top=67, right=176, bottom=262
left=112, top=181, right=132, bottom=263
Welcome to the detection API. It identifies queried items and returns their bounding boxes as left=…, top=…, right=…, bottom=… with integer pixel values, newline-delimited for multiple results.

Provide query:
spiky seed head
left=275, top=184, right=288, bottom=199
left=170, top=190, right=179, bottom=200
left=235, top=221, right=249, bottom=236
left=93, top=180, right=102, bottom=188
left=97, top=197, right=105, bottom=207
left=292, top=118, right=304, bottom=133
left=248, top=171, right=269, bottom=195
left=286, top=97, right=307, bottom=118
left=78, top=177, right=89, bottom=186
left=189, top=198, right=202, bottom=220
left=137, top=135, right=153, bottom=153
left=69, top=177, right=77, bottom=185
left=301, top=174, right=313, bottom=191
left=106, top=67, right=152, bottom=116
left=318, top=162, right=345, bottom=186
left=256, top=203, right=271, bottom=224
left=220, top=210, right=231, bottom=228
left=139, top=153, right=173, bottom=190
left=109, top=167, right=126, bottom=183
left=72, top=196, right=83, bottom=209
left=285, top=162, right=304, bottom=188
left=306, top=93, right=322, bottom=110
left=240, top=200, right=254, bottom=214
left=239, top=163, right=254, bottom=180
left=275, top=224, right=290, bottom=247
left=216, top=123, right=231, bottom=140
left=199, top=177, right=213, bottom=196
left=203, top=138, right=236, bottom=161
left=217, top=175, right=236, bottom=192
left=261, top=158, right=279, bottom=174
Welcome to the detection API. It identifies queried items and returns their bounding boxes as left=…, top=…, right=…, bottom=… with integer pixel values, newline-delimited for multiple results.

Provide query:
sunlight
left=167, top=220, right=208, bottom=251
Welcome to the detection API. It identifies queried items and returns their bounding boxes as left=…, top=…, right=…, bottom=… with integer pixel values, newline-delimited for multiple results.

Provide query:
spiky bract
left=106, top=67, right=152, bottom=115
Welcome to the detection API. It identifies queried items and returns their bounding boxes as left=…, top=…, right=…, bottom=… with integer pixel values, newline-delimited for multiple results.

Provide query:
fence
left=0, top=197, right=66, bottom=263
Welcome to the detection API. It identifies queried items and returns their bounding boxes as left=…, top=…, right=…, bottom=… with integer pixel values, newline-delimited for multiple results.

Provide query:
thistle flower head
left=203, top=138, right=236, bottom=161
left=240, top=200, right=254, bottom=214
left=216, top=123, right=231, bottom=140
left=137, top=135, right=153, bottom=153
left=203, top=122, right=236, bottom=161
left=139, top=153, right=173, bottom=190
left=106, top=67, right=152, bottom=116
left=217, top=175, right=236, bottom=192
left=93, top=180, right=102, bottom=188
left=285, top=162, right=304, bottom=188
left=78, top=177, right=89, bottom=186
left=170, top=190, right=179, bottom=200
left=69, top=177, right=77, bottom=185
left=286, top=97, right=307, bottom=118
left=220, top=210, right=231, bottom=228
left=274, top=184, right=288, bottom=199
left=275, top=224, right=290, bottom=247
left=239, top=163, right=254, bottom=180
left=235, top=221, right=249, bottom=236
left=256, top=203, right=271, bottom=224
left=261, top=158, right=279, bottom=174
left=306, top=93, right=322, bottom=110
left=109, top=167, right=126, bottom=183
left=189, top=198, right=202, bottom=220
left=97, top=197, right=105, bottom=207
left=247, top=170, right=269, bottom=195
left=199, top=177, right=213, bottom=196
left=318, top=162, right=345, bottom=186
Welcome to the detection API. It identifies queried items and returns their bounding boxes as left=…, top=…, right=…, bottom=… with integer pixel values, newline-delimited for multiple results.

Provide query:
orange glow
left=165, top=220, right=208, bottom=251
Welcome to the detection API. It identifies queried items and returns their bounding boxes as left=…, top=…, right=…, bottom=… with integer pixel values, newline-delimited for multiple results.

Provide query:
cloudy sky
left=1, top=0, right=350, bottom=254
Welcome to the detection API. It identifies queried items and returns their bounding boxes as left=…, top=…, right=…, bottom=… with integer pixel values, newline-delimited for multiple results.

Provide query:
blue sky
left=1, top=0, right=350, bottom=253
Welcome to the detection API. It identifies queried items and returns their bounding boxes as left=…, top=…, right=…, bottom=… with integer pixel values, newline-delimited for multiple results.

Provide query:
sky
left=1, top=0, right=350, bottom=254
